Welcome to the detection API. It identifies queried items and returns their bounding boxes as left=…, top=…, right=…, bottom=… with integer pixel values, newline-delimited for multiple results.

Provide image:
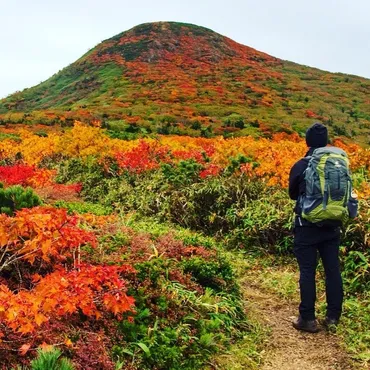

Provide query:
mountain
left=1, top=21, right=370, bottom=141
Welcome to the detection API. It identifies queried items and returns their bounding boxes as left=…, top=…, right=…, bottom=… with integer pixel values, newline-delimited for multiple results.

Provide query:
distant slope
left=1, top=22, right=370, bottom=141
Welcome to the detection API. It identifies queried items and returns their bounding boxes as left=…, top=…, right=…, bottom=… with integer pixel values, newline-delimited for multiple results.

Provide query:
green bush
left=161, top=160, right=203, bottom=186
left=0, top=132, right=21, bottom=142
left=341, top=250, right=370, bottom=293
left=226, top=154, right=259, bottom=175
left=182, top=256, right=235, bottom=292
left=340, top=200, right=370, bottom=293
left=77, top=168, right=279, bottom=240
left=225, top=190, right=294, bottom=252
left=222, top=114, right=245, bottom=129
left=54, top=200, right=112, bottom=215
left=30, top=347, right=74, bottom=370
left=115, top=259, right=244, bottom=370
left=55, top=158, right=113, bottom=203
left=35, top=130, right=48, bottom=137
left=0, top=184, right=42, bottom=215
left=163, top=176, right=268, bottom=234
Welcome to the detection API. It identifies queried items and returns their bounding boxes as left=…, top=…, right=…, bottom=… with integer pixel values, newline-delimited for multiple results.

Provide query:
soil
left=243, top=282, right=355, bottom=370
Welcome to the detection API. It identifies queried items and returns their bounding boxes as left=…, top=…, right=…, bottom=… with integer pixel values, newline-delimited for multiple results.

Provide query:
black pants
left=293, top=226, right=343, bottom=321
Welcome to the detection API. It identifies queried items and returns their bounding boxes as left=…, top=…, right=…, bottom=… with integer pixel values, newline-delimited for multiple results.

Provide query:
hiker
left=288, top=122, right=358, bottom=333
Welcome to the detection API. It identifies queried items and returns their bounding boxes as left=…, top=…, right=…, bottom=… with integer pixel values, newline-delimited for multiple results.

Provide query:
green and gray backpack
left=300, top=147, right=358, bottom=226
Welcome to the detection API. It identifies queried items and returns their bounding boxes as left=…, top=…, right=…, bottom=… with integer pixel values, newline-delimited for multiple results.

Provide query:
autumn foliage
left=0, top=207, right=96, bottom=266
left=0, top=264, right=135, bottom=335
left=0, top=122, right=369, bottom=194
left=0, top=206, right=135, bottom=365
left=0, top=121, right=368, bottom=368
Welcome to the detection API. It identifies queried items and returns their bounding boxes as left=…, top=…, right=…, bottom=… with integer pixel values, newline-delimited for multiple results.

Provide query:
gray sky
left=0, top=0, right=369, bottom=99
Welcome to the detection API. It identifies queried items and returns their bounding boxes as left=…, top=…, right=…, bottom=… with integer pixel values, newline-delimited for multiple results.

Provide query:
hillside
left=1, top=21, right=370, bottom=141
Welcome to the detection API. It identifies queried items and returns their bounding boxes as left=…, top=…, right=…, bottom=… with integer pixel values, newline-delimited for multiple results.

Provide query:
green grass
left=54, top=200, right=113, bottom=216
left=338, top=294, right=370, bottom=364
left=239, top=252, right=370, bottom=368
left=209, top=319, right=265, bottom=370
left=0, top=132, right=21, bottom=142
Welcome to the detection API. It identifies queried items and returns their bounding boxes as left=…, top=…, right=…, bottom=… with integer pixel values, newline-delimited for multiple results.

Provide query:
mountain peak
left=85, top=21, right=277, bottom=66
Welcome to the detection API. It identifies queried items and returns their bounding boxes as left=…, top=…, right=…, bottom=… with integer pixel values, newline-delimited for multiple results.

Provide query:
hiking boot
left=292, top=316, right=319, bottom=333
left=321, top=317, right=339, bottom=332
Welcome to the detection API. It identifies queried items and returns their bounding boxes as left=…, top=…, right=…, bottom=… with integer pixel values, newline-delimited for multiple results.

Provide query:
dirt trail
left=243, top=282, right=354, bottom=370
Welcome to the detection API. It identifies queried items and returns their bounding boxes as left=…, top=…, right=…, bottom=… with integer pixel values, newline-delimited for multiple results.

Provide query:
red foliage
left=0, top=264, right=135, bottom=335
left=115, top=141, right=160, bottom=173
left=35, top=183, right=83, bottom=203
left=0, top=164, right=35, bottom=186
left=199, top=164, right=222, bottom=178
left=240, top=163, right=254, bottom=176
left=0, top=207, right=138, bottom=368
left=305, top=110, right=318, bottom=118
left=0, top=165, right=81, bottom=201
left=72, top=331, right=116, bottom=370
left=172, top=149, right=205, bottom=163
left=52, top=183, right=82, bottom=194
left=0, top=206, right=97, bottom=265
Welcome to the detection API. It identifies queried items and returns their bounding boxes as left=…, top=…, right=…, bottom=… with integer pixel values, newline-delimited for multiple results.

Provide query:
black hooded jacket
left=288, top=148, right=315, bottom=227
left=289, top=124, right=328, bottom=206
left=289, top=148, right=314, bottom=202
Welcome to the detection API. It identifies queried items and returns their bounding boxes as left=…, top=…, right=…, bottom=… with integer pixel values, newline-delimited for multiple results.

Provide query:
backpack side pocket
left=347, top=197, right=358, bottom=218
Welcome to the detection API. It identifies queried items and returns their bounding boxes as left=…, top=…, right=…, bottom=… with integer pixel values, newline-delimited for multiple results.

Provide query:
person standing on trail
left=288, top=122, right=358, bottom=333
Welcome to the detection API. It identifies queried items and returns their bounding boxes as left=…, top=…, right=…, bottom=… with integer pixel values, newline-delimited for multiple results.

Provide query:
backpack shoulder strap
left=313, top=146, right=348, bottom=157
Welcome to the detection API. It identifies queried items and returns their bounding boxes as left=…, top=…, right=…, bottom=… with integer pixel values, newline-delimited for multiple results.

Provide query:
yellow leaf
left=39, top=342, right=53, bottom=352
left=34, top=313, right=47, bottom=326
left=17, top=323, right=34, bottom=334
left=41, top=239, right=52, bottom=257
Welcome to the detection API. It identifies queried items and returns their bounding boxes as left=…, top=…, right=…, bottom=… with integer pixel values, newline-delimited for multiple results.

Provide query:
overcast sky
left=0, top=0, right=369, bottom=98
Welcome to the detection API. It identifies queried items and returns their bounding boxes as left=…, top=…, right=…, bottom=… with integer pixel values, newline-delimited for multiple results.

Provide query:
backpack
left=300, top=147, right=358, bottom=226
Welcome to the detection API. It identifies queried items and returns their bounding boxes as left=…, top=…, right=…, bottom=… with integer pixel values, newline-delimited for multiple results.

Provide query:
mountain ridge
left=1, top=21, right=370, bottom=142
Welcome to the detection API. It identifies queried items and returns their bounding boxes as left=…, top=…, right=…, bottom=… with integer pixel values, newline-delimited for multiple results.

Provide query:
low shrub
left=54, top=200, right=113, bottom=216
left=0, top=184, right=42, bottom=215
left=30, top=347, right=74, bottom=370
